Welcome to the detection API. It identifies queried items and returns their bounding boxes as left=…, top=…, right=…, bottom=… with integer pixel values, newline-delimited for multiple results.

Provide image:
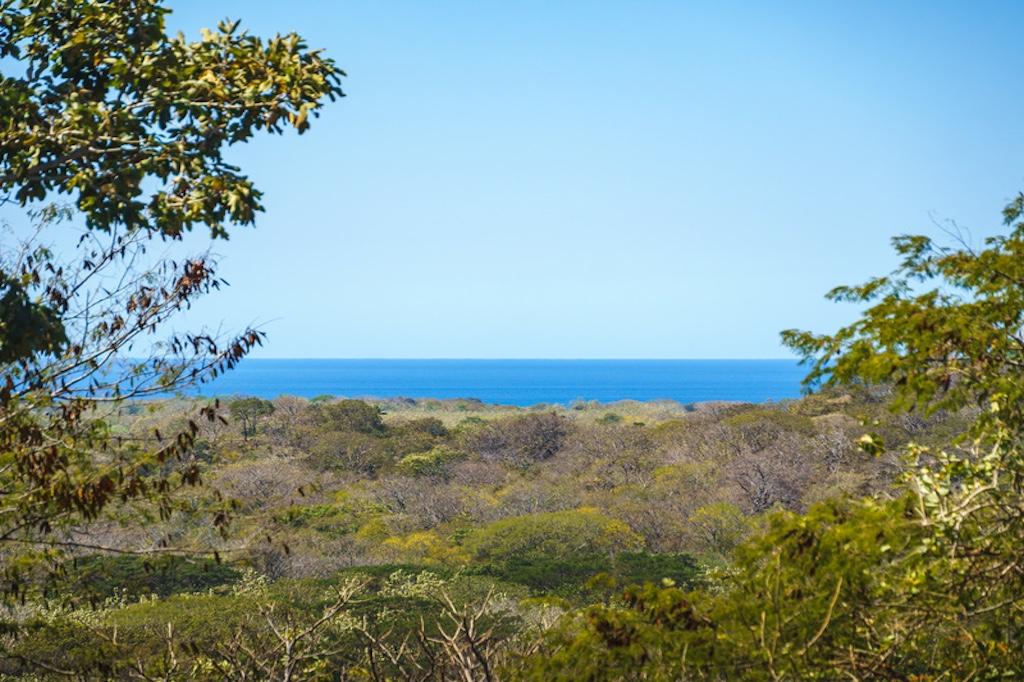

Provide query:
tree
left=0, top=209, right=262, bottom=597
left=0, top=270, right=67, bottom=363
left=229, top=397, right=275, bottom=440
left=521, top=193, right=1024, bottom=679
left=469, top=413, right=569, bottom=467
left=315, top=400, right=386, bottom=436
left=687, top=502, right=749, bottom=557
left=0, top=0, right=343, bottom=235
left=0, top=0, right=342, bottom=357
left=2, top=569, right=545, bottom=681
left=464, top=508, right=643, bottom=565
left=776, top=194, right=1024, bottom=676
left=0, top=0, right=343, bottom=599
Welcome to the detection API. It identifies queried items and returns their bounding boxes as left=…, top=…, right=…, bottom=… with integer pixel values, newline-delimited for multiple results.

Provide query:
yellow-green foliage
left=394, top=445, right=465, bottom=477
left=516, top=189, right=1024, bottom=680
left=464, top=508, right=644, bottom=563
left=687, top=502, right=751, bottom=557
left=354, top=517, right=391, bottom=543
left=723, top=406, right=817, bottom=436
left=379, top=530, right=468, bottom=565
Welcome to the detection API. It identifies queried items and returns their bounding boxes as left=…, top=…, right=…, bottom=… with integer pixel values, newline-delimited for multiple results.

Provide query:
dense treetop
left=0, top=0, right=344, bottom=238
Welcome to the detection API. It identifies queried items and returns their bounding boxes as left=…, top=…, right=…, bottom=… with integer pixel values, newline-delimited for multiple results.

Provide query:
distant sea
left=193, top=359, right=806, bottom=407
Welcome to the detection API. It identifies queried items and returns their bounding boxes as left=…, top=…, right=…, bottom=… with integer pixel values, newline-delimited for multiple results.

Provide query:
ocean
left=193, top=359, right=807, bottom=406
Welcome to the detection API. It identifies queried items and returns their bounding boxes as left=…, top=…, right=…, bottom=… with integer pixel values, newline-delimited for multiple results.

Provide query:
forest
left=0, top=389, right=973, bottom=678
left=2, top=1, right=1024, bottom=679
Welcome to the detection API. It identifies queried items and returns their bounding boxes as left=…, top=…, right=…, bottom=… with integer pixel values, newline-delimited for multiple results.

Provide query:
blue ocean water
left=194, top=359, right=806, bottom=406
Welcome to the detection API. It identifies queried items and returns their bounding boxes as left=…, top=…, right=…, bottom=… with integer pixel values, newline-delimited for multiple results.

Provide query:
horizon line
left=242, top=357, right=802, bottom=362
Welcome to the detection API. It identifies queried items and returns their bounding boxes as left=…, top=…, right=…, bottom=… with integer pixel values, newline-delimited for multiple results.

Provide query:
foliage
left=464, top=508, right=644, bottom=564
left=519, top=192, right=1024, bottom=679
left=0, top=212, right=255, bottom=598
left=229, top=397, right=275, bottom=439
left=686, top=502, right=751, bottom=557
left=5, top=180, right=1014, bottom=679
left=777, top=193, right=1024, bottom=676
left=8, top=3, right=1020, bottom=679
left=0, top=386, right=971, bottom=678
left=0, top=0, right=344, bottom=240
left=399, top=417, right=449, bottom=437
left=0, top=272, right=66, bottom=363
left=1, top=570, right=544, bottom=681
left=469, top=413, right=568, bottom=467
left=471, top=552, right=702, bottom=597
left=514, top=581, right=712, bottom=681
left=316, top=400, right=387, bottom=435
left=395, top=445, right=465, bottom=479
left=0, top=0, right=343, bottom=604
left=61, top=554, right=240, bottom=602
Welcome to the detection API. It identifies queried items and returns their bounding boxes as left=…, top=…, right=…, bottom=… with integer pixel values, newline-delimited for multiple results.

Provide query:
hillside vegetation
left=0, top=389, right=969, bottom=678
left=3, top=1, right=1024, bottom=678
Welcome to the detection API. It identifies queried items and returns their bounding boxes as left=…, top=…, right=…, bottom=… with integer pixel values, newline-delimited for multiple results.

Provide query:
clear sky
left=161, top=1, right=1024, bottom=359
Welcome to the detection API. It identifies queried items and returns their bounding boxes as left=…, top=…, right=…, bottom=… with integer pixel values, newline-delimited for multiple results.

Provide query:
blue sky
left=162, top=1, right=1023, bottom=358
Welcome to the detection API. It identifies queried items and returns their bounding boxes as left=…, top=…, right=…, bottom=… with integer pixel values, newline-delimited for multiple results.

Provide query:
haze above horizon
left=161, top=1, right=1024, bottom=359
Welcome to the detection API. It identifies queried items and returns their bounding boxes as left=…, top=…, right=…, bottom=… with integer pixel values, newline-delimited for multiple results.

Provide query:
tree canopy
left=0, top=0, right=344, bottom=364
left=520, top=193, right=1024, bottom=679
left=0, top=0, right=344, bottom=238
left=0, top=0, right=343, bottom=600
